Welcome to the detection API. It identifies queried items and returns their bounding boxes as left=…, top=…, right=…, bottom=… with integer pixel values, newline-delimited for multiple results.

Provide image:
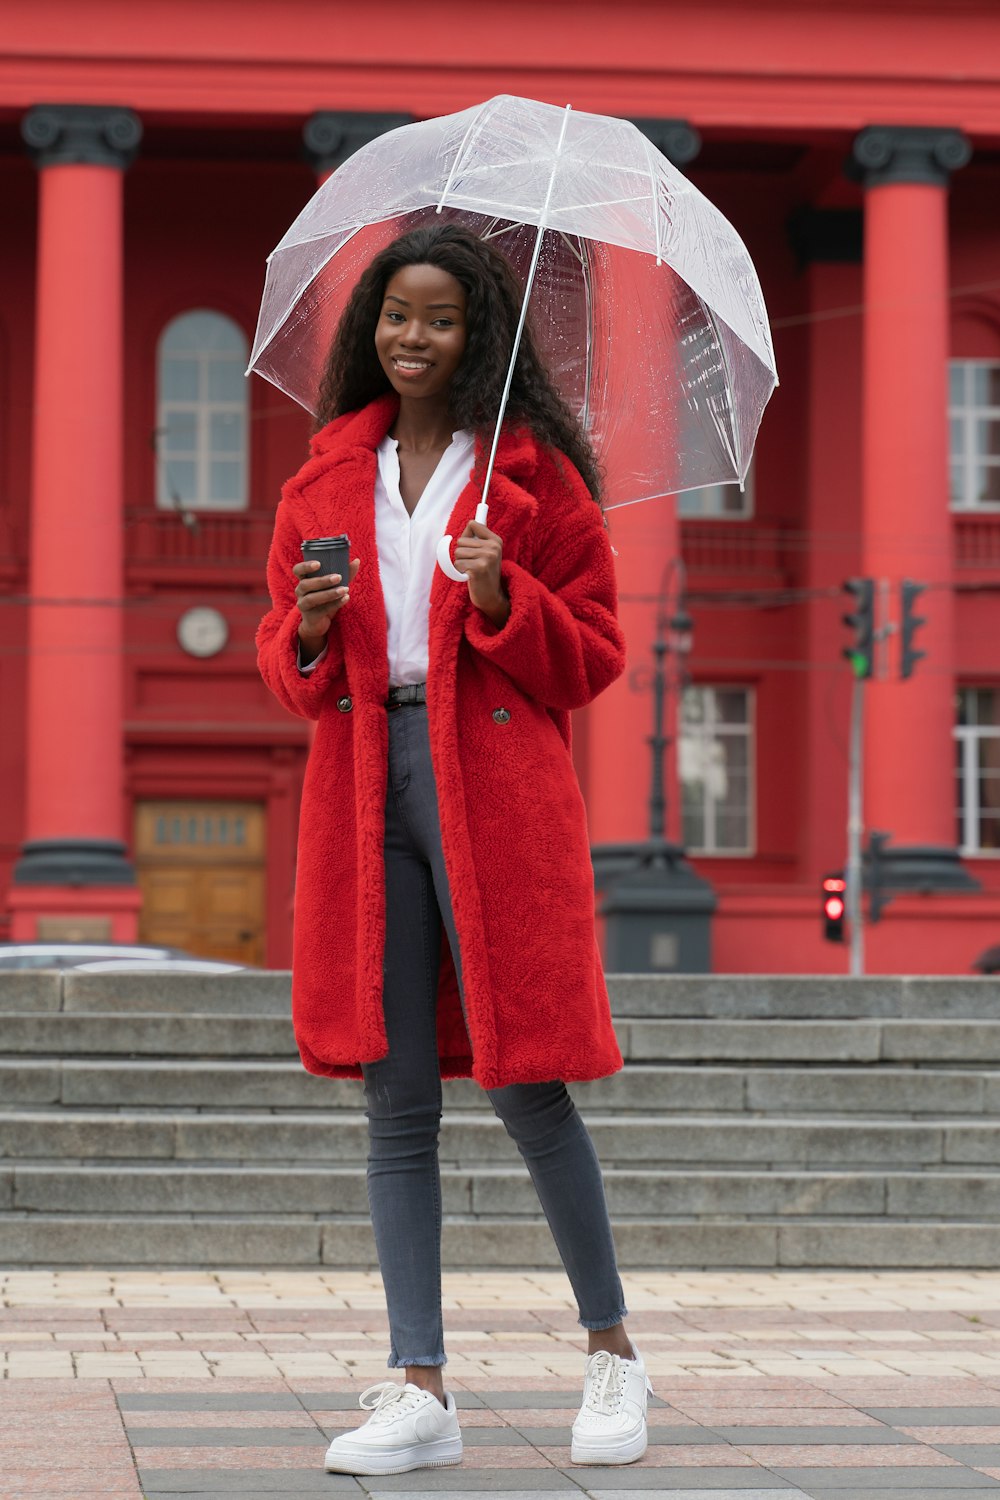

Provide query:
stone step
left=4, top=1109, right=1000, bottom=1167
left=10, top=1163, right=1000, bottom=1219
left=4, top=1058, right=999, bottom=1116
left=4, top=972, right=999, bottom=1022
left=7, top=1013, right=1000, bottom=1064
left=1, top=1212, right=999, bottom=1268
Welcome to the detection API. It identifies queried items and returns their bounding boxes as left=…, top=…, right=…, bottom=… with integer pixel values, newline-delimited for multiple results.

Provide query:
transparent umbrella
left=249, top=93, right=777, bottom=537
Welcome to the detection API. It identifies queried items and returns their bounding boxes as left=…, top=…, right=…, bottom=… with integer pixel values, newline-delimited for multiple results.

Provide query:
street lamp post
left=592, top=557, right=717, bottom=973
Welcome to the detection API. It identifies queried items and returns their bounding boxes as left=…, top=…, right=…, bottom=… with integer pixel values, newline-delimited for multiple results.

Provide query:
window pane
left=972, top=365, right=1000, bottom=408
left=715, top=811, right=749, bottom=850
left=210, top=410, right=244, bottom=454
left=973, top=464, right=1000, bottom=504
left=949, top=363, right=965, bottom=405
left=161, top=358, right=198, bottom=401
left=978, top=691, right=1000, bottom=727
left=715, top=690, right=749, bottom=725
left=976, top=420, right=1000, bottom=458
left=163, top=310, right=245, bottom=355
left=976, top=814, right=1000, bottom=851
left=950, top=460, right=965, bottom=504
left=163, top=459, right=196, bottom=504
left=210, top=459, right=243, bottom=503
left=950, top=417, right=963, bottom=459
left=207, top=358, right=245, bottom=402
left=163, top=409, right=197, bottom=452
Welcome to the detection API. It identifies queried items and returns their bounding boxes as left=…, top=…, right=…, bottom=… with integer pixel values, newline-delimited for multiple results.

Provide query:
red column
left=9, top=106, right=143, bottom=941
left=852, top=127, right=970, bottom=854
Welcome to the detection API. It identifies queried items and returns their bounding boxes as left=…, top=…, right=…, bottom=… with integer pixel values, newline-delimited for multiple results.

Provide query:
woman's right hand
left=294, top=557, right=361, bottom=645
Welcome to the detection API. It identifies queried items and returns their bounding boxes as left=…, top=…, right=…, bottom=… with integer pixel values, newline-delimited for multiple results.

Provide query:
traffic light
left=842, top=578, right=875, bottom=679
left=822, top=874, right=846, bottom=942
left=900, top=580, right=927, bottom=680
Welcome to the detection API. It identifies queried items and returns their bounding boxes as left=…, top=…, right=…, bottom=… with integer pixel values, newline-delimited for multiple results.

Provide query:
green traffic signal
left=842, top=578, right=875, bottom=680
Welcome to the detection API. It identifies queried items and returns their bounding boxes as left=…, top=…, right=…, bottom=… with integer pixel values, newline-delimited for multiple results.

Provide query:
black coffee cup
left=301, top=534, right=351, bottom=587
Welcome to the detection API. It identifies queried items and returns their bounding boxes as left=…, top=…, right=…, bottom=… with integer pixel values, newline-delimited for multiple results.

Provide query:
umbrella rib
left=637, top=130, right=664, bottom=266
left=436, top=99, right=498, bottom=213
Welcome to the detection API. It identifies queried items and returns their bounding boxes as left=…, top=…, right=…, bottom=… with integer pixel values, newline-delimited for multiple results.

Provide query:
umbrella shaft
left=479, top=103, right=573, bottom=515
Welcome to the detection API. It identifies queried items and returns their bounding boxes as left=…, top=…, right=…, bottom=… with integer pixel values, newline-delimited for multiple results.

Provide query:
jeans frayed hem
left=387, top=1355, right=447, bottom=1368
left=578, top=1307, right=629, bottom=1331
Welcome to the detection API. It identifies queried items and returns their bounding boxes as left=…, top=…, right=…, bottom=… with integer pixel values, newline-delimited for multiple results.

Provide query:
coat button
left=337, top=696, right=353, bottom=713
left=492, top=707, right=511, bottom=724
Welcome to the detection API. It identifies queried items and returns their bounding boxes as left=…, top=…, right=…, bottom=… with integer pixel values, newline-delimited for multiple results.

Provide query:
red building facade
left=2, top=0, right=1000, bottom=973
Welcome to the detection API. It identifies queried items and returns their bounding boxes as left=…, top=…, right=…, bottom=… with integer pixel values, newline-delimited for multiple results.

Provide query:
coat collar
left=295, top=396, right=543, bottom=700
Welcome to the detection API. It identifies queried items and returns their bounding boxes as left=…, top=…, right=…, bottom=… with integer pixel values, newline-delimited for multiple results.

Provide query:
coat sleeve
left=256, top=492, right=346, bottom=721
left=463, top=451, right=626, bottom=711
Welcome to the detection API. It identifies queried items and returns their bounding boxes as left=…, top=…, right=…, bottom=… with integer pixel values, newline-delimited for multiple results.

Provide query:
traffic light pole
left=846, top=673, right=865, bottom=977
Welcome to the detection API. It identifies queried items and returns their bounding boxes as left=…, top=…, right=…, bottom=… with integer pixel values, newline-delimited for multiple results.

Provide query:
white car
left=0, top=943, right=249, bottom=974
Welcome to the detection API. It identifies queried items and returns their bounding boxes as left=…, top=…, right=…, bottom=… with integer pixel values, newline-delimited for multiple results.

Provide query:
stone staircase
left=2, top=970, right=1000, bottom=1267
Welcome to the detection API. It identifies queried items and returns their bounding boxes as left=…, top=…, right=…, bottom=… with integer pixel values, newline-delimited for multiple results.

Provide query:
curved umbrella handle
left=436, top=501, right=490, bottom=581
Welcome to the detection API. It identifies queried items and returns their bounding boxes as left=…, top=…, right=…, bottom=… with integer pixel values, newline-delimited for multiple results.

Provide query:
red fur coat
left=256, top=393, right=626, bottom=1089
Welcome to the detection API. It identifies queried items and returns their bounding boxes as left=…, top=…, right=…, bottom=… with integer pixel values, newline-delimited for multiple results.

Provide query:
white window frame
left=678, top=460, right=755, bottom=521
left=156, top=310, right=249, bottom=512
left=949, top=359, right=1000, bottom=513
left=956, top=687, right=1000, bottom=856
left=680, top=684, right=756, bottom=857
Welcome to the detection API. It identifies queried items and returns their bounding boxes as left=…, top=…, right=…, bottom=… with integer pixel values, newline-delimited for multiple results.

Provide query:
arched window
left=157, top=310, right=249, bottom=511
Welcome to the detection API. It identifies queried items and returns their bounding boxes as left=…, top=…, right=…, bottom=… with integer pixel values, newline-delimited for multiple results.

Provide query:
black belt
left=386, top=683, right=427, bottom=708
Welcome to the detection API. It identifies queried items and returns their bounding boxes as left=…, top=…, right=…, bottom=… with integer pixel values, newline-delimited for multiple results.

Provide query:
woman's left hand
left=453, top=519, right=510, bottom=628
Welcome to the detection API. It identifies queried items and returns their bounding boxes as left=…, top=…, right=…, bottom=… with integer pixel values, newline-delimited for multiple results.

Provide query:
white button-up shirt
left=298, top=428, right=475, bottom=686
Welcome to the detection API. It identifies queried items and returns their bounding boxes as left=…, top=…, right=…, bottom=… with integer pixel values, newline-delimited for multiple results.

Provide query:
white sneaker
left=323, top=1381, right=463, bottom=1475
left=571, top=1345, right=653, bottom=1465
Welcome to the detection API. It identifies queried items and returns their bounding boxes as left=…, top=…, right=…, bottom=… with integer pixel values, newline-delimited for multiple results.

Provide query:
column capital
left=303, top=110, right=412, bottom=174
left=21, top=104, right=142, bottom=169
left=630, top=117, right=701, bottom=168
left=849, top=125, right=971, bottom=188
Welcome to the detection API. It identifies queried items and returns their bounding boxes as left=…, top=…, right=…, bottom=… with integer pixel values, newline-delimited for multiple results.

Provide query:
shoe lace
left=583, top=1350, right=625, bottom=1414
left=358, top=1382, right=426, bottom=1424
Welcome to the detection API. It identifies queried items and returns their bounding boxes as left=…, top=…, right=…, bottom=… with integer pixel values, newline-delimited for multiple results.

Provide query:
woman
left=256, top=223, right=650, bottom=1476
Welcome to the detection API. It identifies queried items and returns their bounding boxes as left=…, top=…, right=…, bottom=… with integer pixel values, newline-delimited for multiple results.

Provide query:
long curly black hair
left=314, top=222, right=603, bottom=506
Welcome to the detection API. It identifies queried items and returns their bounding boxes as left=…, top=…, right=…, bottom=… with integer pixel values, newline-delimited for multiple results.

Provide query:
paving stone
left=803, top=1494, right=1000, bottom=1500
left=126, top=1425, right=322, bottom=1446
left=118, top=1392, right=304, bottom=1411
left=708, top=1426, right=917, bottom=1444
left=934, top=1449, right=1000, bottom=1466
left=139, top=1472, right=353, bottom=1492
left=773, top=1470, right=1000, bottom=1489
left=586, top=1493, right=806, bottom=1500
left=353, top=1474, right=578, bottom=1491
left=570, top=1470, right=789, bottom=1489
left=864, top=1413, right=1000, bottom=1428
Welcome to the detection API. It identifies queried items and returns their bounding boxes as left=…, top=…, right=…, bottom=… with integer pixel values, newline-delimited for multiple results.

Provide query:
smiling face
left=374, top=262, right=468, bottom=407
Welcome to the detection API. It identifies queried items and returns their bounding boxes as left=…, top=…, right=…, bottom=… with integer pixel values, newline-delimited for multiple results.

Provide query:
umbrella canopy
left=249, top=94, right=777, bottom=510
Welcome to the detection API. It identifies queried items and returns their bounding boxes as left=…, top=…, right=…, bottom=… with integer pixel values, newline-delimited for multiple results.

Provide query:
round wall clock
left=177, top=606, right=229, bottom=658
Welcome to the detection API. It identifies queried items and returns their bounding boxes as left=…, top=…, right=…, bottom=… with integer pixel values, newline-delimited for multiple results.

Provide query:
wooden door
left=134, top=801, right=266, bottom=965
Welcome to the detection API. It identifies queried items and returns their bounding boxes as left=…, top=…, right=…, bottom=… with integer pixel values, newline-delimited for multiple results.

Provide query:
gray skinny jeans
left=361, top=702, right=627, bottom=1368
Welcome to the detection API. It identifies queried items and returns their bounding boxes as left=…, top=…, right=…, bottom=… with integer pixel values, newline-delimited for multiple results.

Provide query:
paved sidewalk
left=5, top=1270, right=1000, bottom=1497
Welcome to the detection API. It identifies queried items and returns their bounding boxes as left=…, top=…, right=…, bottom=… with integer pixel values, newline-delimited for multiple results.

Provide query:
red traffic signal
left=822, top=875, right=846, bottom=942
